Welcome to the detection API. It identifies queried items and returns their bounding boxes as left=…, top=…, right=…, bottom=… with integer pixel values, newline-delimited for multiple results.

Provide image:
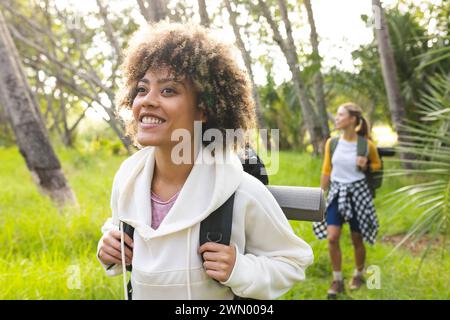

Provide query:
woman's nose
left=140, top=90, right=160, bottom=108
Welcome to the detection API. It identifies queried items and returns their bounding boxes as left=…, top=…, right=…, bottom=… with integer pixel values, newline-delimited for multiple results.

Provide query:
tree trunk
left=197, top=0, right=210, bottom=27
left=0, top=98, right=14, bottom=145
left=224, top=1, right=264, bottom=125
left=136, top=0, right=152, bottom=22
left=303, top=0, right=330, bottom=140
left=372, top=0, right=412, bottom=166
left=224, top=0, right=270, bottom=150
left=0, top=11, right=77, bottom=207
left=136, top=0, right=168, bottom=23
left=258, top=0, right=324, bottom=154
left=96, top=0, right=122, bottom=60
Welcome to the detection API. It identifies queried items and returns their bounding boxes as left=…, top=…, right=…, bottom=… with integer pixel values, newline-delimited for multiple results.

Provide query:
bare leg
left=327, top=225, right=342, bottom=272
left=351, top=231, right=366, bottom=272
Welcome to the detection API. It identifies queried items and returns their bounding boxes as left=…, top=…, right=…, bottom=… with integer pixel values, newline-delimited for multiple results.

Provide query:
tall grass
left=0, top=147, right=448, bottom=299
left=0, top=146, right=125, bottom=299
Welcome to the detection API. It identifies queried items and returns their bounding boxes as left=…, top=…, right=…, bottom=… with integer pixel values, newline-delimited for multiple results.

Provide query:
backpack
left=329, top=135, right=383, bottom=198
left=120, top=146, right=268, bottom=299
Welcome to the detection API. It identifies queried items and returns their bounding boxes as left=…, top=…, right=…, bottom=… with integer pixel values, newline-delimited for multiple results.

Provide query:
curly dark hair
left=116, top=21, right=256, bottom=147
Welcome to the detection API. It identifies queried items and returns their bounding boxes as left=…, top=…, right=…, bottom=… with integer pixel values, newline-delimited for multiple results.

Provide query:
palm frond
left=383, top=73, right=450, bottom=262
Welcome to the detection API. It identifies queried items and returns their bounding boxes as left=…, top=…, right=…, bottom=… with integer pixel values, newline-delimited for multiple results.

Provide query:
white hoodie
left=97, top=146, right=313, bottom=300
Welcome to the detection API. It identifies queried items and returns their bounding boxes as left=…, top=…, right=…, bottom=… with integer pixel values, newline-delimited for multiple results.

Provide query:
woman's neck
left=341, top=128, right=357, bottom=141
left=151, top=143, right=197, bottom=200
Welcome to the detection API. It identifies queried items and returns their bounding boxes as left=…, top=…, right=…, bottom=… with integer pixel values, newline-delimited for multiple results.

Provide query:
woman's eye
left=162, top=88, right=176, bottom=95
left=136, top=87, right=146, bottom=94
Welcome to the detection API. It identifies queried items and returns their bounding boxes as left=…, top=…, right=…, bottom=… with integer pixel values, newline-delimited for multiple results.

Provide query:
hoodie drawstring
left=186, top=227, right=192, bottom=300
left=120, top=221, right=128, bottom=300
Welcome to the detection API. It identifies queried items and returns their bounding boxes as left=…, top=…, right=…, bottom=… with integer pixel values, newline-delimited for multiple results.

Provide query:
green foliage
left=381, top=74, right=450, bottom=261
left=69, top=118, right=130, bottom=156
left=330, top=4, right=449, bottom=126
left=259, top=79, right=301, bottom=150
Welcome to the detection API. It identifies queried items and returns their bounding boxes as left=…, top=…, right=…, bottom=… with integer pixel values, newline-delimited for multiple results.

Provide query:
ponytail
left=340, top=102, right=371, bottom=139
left=356, top=116, right=370, bottom=139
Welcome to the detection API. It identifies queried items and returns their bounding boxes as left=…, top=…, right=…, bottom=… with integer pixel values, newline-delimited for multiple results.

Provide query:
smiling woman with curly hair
left=116, top=21, right=256, bottom=146
left=97, top=22, right=313, bottom=300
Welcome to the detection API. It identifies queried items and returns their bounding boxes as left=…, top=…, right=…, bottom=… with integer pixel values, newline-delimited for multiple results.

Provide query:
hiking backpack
left=329, top=135, right=383, bottom=198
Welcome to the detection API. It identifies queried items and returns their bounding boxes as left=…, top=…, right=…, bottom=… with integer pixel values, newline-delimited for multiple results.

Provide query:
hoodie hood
left=116, top=145, right=244, bottom=241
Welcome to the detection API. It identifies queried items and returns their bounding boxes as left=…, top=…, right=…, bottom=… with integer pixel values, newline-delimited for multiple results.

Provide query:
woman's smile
left=138, top=113, right=167, bottom=130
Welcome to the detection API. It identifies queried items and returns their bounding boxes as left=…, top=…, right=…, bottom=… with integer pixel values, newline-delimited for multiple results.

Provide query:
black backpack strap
left=119, top=222, right=134, bottom=299
left=240, top=146, right=269, bottom=185
left=127, top=279, right=133, bottom=300
left=199, top=193, right=235, bottom=251
left=120, top=222, right=134, bottom=272
left=199, top=193, right=253, bottom=300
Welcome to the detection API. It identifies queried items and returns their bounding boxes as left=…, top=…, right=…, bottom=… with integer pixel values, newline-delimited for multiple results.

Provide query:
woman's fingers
left=125, top=233, right=134, bottom=249
left=100, top=244, right=132, bottom=265
left=98, top=229, right=135, bottom=267
left=110, top=230, right=134, bottom=249
left=101, top=243, right=122, bottom=261
left=103, top=237, right=133, bottom=262
left=198, top=242, right=225, bottom=254
left=101, top=244, right=132, bottom=265
left=357, top=156, right=368, bottom=166
left=199, top=242, right=236, bottom=283
left=99, top=249, right=122, bottom=265
left=201, top=251, right=224, bottom=262
left=203, top=260, right=224, bottom=271
left=205, top=269, right=228, bottom=283
left=102, top=243, right=132, bottom=265
left=104, top=235, right=133, bottom=261
left=199, top=242, right=233, bottom=261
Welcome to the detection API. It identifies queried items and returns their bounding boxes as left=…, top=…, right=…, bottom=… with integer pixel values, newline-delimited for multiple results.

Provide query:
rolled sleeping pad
left=266, top=185, right=326, bottom=222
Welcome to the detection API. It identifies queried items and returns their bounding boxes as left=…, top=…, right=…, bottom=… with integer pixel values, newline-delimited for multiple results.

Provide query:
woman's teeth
left=141, top=116, right=164, bottom=124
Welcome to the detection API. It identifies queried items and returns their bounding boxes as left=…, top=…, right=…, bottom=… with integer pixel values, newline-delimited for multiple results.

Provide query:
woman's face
left=132, top=67, right=205, bottom=148
left=335, top=106, right=356, bottom=130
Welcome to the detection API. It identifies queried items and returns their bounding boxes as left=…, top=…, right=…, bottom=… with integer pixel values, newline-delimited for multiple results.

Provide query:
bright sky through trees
left=55, top=0, right=442, bottom=85
left=58, top=0, right=442, bottom=142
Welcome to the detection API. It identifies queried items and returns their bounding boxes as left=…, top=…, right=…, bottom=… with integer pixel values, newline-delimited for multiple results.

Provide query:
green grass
left=0, top=147, right=448, bottom=299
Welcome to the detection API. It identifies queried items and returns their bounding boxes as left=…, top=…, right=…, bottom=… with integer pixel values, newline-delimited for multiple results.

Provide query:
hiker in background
left=96, top=22, right=313, bottom=300
left=313, top=102, right=381, bottom=299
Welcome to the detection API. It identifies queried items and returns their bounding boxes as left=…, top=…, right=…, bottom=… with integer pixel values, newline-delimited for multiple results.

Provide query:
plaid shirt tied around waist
left=313, top=179, right=379, bottom=244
